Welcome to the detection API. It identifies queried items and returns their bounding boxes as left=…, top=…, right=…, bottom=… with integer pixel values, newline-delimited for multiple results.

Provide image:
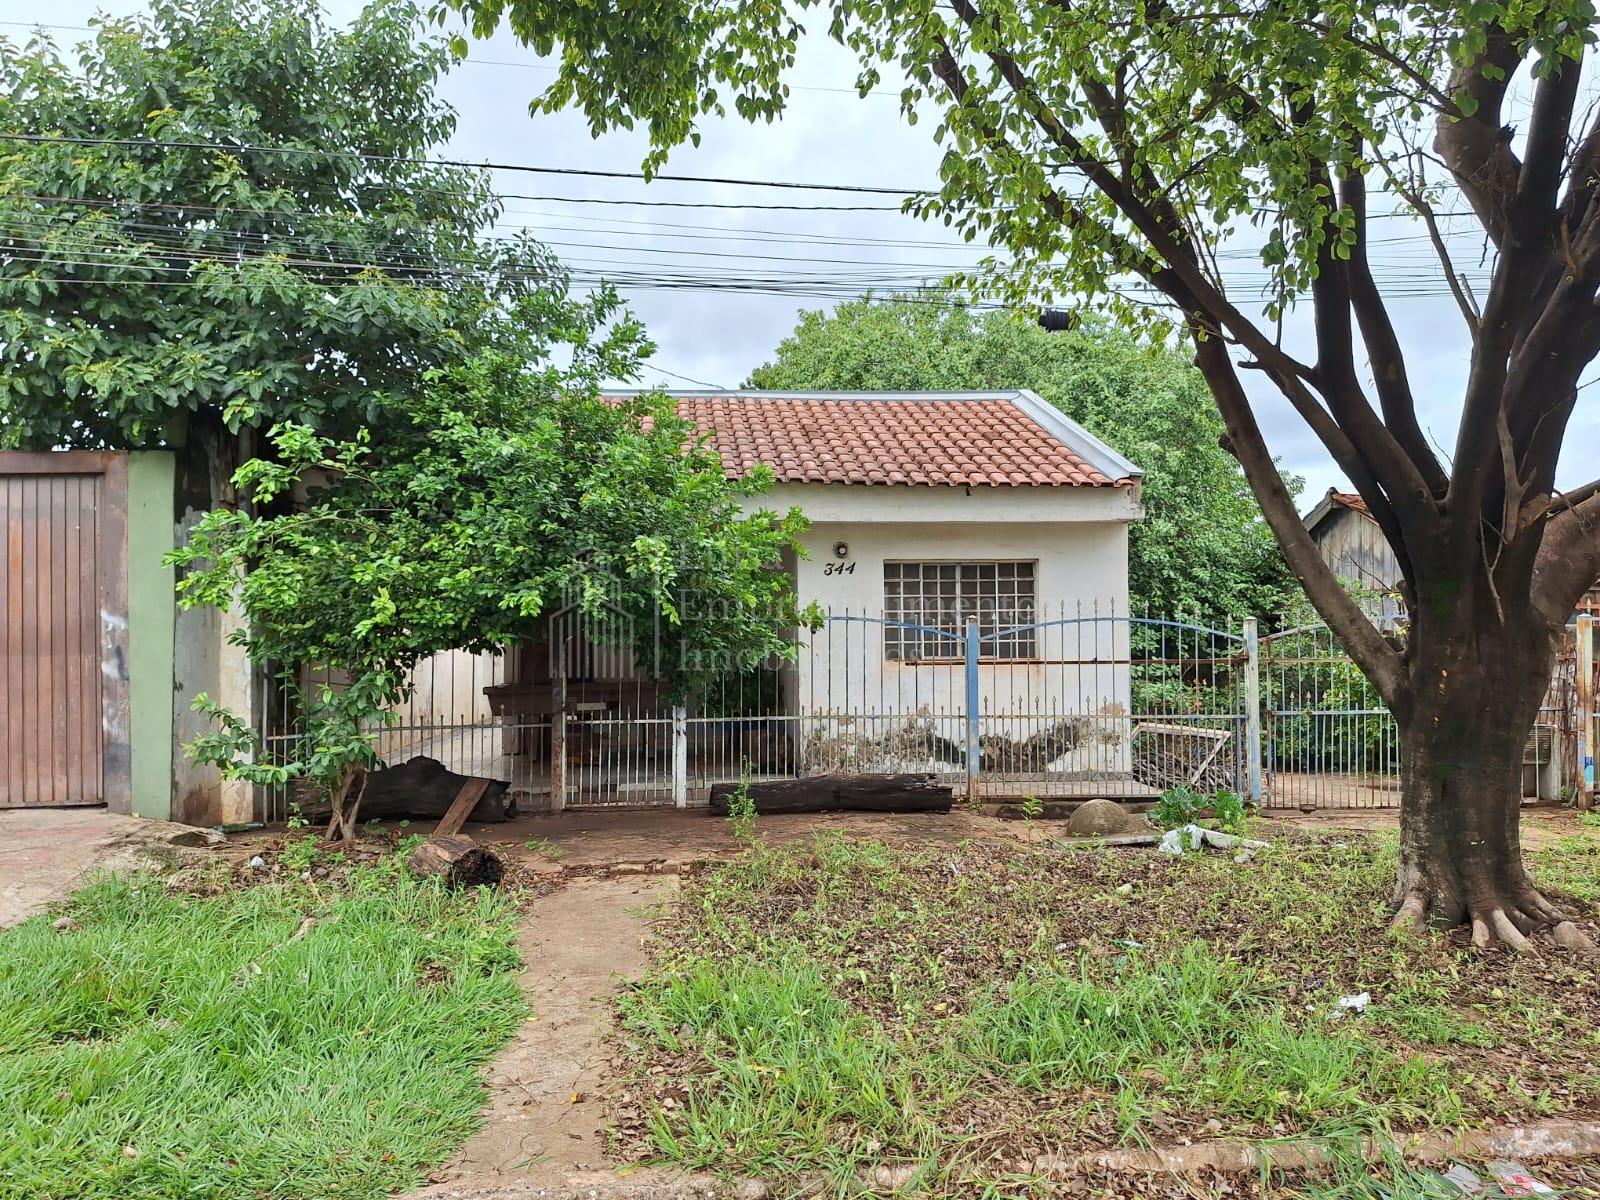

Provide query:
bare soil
left=414, top=875, right=676, bottom=1193
left=0, top=808, right=208, bottom=927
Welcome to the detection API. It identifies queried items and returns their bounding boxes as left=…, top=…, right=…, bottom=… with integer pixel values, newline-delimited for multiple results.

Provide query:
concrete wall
left=127, top=452, right=176, bottom=820
left=757, top=483, right=1140, bottom=774
left=169, top=437, right=255, bottom=827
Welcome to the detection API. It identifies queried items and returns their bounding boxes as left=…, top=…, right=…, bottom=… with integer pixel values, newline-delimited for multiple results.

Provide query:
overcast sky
left=7, top=2, right=1597, bottom=506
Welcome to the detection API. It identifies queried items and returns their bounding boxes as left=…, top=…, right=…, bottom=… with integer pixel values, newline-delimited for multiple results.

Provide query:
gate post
left=549, top=662, right=567, bottom=813
left=1243, top=617, right=1263, bottom=808
left=965, top=617, right=981, bottom=801
left=1579, top=615, right=1595, bottom=810
left=671, top=704, right=688, bottom=808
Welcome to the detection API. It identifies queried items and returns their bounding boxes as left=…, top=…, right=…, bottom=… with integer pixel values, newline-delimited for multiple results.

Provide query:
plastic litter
left=1336, top=991, right=1371, bottom=1015
left=1440, top=1165, right=1485, bottom=1195
left=1486, top=1161, right=1555, bottom=1196
left=1156, top=823, right=1269, bottom=856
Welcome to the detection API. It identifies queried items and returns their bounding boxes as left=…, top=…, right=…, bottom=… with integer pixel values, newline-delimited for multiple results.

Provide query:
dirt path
left=413, top=875, right=678, bottom=1196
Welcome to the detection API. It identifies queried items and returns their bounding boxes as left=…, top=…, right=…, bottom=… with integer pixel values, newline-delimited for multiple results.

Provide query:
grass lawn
left=0, top=856, right=525, bottom=1200
left=611, top=824, right=1600, bottom=1194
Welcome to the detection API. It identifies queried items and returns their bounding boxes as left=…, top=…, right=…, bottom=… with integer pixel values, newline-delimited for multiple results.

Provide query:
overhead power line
left=0, top=133, right=925, bottom=196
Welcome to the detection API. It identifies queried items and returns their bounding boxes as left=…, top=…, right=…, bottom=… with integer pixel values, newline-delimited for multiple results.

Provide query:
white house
left=409, top=389, right=1145, bottom=798
left=654, top=389, right=1146, bottom=779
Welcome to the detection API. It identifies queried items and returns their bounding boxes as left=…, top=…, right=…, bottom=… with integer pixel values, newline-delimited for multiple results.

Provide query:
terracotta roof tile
left=1329, top=490, right=1372, bottom=516
left=652, top=394, right=1130, bottom=488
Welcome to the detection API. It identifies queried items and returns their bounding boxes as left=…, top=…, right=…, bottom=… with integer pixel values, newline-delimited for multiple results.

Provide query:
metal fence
left=252, top=608, right=1598, bottom=821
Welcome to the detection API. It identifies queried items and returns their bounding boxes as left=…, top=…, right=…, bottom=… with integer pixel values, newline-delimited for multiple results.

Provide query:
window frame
left=882, top=559, right=1039, bottom=662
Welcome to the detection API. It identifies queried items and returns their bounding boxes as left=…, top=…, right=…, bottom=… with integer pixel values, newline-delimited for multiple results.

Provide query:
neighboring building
left=1304, top=486, right=1599, bottom=629
left=0, top=449, right=252, bottom=824
left=1302, top=489, right=1406, bottom=625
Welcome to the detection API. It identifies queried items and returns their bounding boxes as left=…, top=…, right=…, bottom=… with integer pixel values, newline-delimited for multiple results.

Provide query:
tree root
left=1390, top=888, right=1597, bottom=954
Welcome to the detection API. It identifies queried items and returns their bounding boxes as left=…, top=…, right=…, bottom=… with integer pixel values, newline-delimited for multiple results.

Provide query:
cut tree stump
left=406, top=834, right=505, bottom=888
left=708, top=773, right=953, bottom=815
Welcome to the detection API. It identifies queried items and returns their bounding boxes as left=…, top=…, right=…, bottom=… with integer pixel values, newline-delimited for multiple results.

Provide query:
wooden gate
left=0, top=453, right=130, bottom=809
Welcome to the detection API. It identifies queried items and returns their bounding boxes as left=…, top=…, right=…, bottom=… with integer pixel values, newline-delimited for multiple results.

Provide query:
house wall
left=769, top=485, right=1138, bottom=774
left=1311, top=507, right=1401, bottom=590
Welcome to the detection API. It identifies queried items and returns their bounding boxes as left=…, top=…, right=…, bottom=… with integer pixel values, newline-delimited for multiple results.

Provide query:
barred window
left=883, top=561, right=1037, bottom=660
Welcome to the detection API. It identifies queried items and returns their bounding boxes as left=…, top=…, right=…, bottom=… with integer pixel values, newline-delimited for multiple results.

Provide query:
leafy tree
left=0, top=0, right=541, bottom=486
left=172, top=294, right=810, bottom=840
left=749, top=296, right=1295, bottom=618
left=442, top=0, right=1600, bottom=948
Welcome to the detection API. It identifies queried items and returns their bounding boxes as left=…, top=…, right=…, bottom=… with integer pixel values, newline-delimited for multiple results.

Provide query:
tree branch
left=1189, top=326, right=1403, bottom=708
left=1434, top=24, right=1523, bottom=246
left=1536, top=490, right=1600, bottom=624
left=1339, top=162, right=1449, bottom=497
left=942, top=0, right=1419, bottom=518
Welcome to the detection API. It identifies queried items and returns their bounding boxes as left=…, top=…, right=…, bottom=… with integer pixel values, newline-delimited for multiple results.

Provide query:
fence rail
left=252, top=608, right=1598, bottom=822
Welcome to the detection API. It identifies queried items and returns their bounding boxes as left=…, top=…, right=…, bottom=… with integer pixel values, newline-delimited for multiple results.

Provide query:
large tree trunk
left=1390, top=615, right=1592, bottom=952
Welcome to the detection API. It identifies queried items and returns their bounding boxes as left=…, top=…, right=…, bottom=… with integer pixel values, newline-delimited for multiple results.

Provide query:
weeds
left=1151, top=785, right=1204, bottom=827
left=613, top=830, right=1600, bottom=1193
left=724, top=763, right=758, bottom=841
left=522, top=837, right=565, bottom=858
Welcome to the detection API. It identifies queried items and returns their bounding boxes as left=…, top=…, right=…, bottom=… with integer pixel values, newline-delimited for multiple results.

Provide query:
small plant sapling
left=726, top=764, right=758, bottom=842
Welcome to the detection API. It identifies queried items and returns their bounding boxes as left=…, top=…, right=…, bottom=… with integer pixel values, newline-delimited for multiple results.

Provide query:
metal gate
left=0, top=453, right=130, bottom=809
left=1260, top=623, right=1399, bottom=809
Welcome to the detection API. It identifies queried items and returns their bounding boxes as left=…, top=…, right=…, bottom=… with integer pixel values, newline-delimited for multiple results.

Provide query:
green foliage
left=750, top=298, right=1296, bottom=616
left=724, top=765, right=758, bottom=841
left=167, top=293, right=810, bottom=827
left=1210, top=788, right=1248, bottom=835
left=1151, top=785, right=1204, bottom=828
left=0, top=870, right=525, bottom=1200
left=1154, top=786, right=1247, bottom=832
left=1018, top=793, right=1044, bottom=820
left=0, top=0, right=546, bottom=451
left=432, top=0, right=1592, bottom=328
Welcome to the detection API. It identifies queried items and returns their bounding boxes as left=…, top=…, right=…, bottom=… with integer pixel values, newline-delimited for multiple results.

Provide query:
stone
left=1066, top=798, right=1145, bottom=837
left=164, top=828, right=225, bottom=848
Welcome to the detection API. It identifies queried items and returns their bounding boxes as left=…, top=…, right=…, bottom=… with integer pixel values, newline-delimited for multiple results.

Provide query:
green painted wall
left=128, top=451, right=176, bottom=820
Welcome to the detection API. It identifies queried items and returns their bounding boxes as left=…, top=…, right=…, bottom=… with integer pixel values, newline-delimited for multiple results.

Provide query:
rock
left=733, top=1179, right=770, bottom=1200
left=164, top=828, right=225, bottom=848
left=52, top=916, right=79, bottom=932
left=1066, top=798, right=1145, bottom=837
left=248, top=855, right=266, bottom=870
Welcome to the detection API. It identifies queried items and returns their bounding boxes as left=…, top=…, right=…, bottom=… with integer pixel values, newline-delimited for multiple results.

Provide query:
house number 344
left=823, top=560, right=857, bottom=576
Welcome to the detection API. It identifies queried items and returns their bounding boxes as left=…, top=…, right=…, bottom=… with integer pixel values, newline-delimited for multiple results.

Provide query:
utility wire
left=0, top=133, right=926, bottom=195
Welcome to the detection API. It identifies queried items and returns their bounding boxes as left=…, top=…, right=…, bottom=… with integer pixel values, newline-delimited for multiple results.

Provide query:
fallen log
left=301, top=756, right=513, bottom=824
left=708, top=773, right=953, bottom=815
left=406, top=834, right=505, bottom=888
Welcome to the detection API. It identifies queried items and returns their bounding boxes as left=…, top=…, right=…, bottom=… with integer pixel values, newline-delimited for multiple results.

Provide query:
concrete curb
left=410, top=1119, right=1600, bottom=1199
left=889, top=1117, right=1600, bottom=1182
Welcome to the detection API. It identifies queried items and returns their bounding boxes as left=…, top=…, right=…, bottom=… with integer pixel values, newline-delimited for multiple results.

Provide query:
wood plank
left=434, top=776, right=493, bottom=837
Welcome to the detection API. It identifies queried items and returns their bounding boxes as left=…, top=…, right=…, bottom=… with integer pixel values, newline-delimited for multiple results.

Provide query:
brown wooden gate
left=0, top=453, right=130, bottom=809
